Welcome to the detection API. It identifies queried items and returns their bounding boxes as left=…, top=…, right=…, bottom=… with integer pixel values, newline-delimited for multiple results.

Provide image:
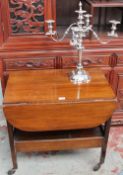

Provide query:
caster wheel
left=8, top=168, right=16, bottom=175
left=93, top=163, right=101, bottom=171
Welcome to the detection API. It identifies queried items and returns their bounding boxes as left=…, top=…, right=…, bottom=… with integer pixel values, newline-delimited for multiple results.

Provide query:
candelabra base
left=70, top=69, right=91, bottom=84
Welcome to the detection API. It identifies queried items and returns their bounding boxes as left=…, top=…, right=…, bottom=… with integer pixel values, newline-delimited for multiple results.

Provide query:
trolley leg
left=93, top=118, right=111, bottom=171
left=7, top=122, right=17, bottom=175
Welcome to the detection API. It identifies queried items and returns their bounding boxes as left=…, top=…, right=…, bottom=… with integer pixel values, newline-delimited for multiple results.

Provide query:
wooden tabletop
left=4, top=68, right=116, bottom=105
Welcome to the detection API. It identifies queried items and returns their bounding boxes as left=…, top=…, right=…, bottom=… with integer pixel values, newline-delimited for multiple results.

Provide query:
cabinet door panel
left=4, top=57, right=56, bottom=70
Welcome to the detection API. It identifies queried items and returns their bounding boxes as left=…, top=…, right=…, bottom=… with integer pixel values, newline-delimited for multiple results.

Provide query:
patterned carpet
left=0, top=112, right=123, bottom=175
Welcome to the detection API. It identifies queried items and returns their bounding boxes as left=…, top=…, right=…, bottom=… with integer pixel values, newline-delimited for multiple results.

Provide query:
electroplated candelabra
left=46, top=1, right=120, bottom=84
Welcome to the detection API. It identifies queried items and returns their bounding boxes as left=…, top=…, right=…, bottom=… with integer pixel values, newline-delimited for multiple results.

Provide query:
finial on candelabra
left=75, top=1, right=86, bottom=14
left=79, top=1, right=82, bottom=11
left=75, top=1, right=86, bottom=26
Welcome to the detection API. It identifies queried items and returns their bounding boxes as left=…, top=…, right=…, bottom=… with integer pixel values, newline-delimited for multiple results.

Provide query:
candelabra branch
left=90, top=27, right=120, bottom=45
left=49, top=23, right=77, bottom=42
left=90, top=28, right=109, bottom=45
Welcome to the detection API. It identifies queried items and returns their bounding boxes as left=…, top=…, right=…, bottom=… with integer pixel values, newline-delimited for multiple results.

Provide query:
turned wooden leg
left=93, top=118, right=111, bottom=171
left=7, top=122, right=17, bottom=175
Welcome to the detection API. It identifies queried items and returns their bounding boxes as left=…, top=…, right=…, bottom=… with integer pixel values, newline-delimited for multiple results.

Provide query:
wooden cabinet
left=0, top=0, right=123, bottom=126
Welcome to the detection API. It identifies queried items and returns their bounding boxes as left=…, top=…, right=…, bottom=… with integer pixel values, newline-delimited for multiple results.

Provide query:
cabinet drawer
left=62, top=55, right=110, bottom=68
left=4, top=57, right=56, bottom=70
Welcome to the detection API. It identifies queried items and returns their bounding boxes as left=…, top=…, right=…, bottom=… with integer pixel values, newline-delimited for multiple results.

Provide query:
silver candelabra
left=46, top=1, right=120, bottom=84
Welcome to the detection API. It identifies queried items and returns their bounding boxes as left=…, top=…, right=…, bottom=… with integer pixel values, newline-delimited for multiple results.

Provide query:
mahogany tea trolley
left=3, top=68, right=116, bottom=174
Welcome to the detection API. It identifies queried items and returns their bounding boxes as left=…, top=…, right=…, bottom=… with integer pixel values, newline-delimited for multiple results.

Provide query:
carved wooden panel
left=4, top=57, right=56, bottom=70
left=62, top=55, right=110, bottom=68
left=9, top=0, right=44, bottom=34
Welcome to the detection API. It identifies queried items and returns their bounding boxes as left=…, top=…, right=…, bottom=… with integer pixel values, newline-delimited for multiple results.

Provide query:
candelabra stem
left=70, top=48, right=91, bottom=84
left=78, top=49, right=83, bottom=69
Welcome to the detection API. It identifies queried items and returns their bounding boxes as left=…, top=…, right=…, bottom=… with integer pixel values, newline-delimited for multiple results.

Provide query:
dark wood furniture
left=85, top=0, right=123, bottom=29
left=0, top=1, right=123, bottom=126
left=3, top=68, right=116, bottom=174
